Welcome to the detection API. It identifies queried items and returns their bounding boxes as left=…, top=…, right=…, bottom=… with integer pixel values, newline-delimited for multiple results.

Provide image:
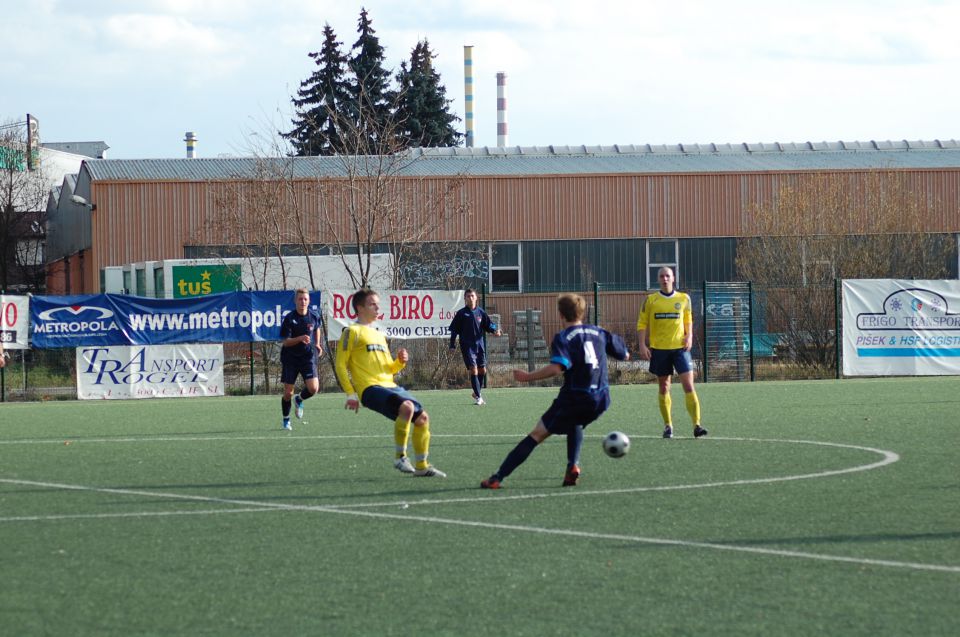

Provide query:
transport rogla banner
left=1, top=294, right=30, bottom=349
left=31, top=290, right=321, bottom=348
left=325, top=290, right=464, bottom=340
left=842, top=279, right=960, bottom=376
left=76, top=344, right=224, bottom=400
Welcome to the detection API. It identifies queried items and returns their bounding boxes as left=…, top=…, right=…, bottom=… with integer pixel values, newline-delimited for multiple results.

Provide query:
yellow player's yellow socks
left=658, top=392, right=672, bottom=425
left=394, top=416, right=411, bottom=459
left=685, top=391, right=701, bottom=425
left=412, top=422, right=431, bottom=470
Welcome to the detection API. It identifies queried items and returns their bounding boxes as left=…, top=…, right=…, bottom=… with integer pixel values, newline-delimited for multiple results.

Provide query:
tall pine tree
left=346, top=8, right=396, bottom=154
left=285, top=24, right=350, bottom=156
left=395, top=39, right=463, bottom=148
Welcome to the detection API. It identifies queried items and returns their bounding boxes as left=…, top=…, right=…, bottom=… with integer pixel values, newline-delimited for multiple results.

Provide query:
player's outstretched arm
left=513, top=363, right=563, bottom=383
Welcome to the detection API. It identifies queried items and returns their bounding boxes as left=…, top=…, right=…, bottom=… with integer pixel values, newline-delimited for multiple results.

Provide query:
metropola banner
left=325, top=290, right=464, bottom=340
left=842, top=279, right=960, bottom=376
left=31, top=290, right=321, bottom=348
left=1, top=294, right=30, bottom=350
left=76, top=344, right=224, bottom=400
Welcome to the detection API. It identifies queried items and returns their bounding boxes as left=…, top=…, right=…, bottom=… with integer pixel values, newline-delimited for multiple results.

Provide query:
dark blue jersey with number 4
left=550, top=324, right=629, bottom=397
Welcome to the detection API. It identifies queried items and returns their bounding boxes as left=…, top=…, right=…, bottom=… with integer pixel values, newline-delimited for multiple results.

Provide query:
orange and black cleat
left=480, top=475, right=502, bottom=489
left=562, top=465, right=581, bottom=487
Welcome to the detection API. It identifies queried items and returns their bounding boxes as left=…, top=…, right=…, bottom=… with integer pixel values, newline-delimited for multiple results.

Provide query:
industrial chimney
left=184, top=131, right=198, bottom=158
left=464, top=46, right=475, bottom=148
left=496, top=73, right=508, bottom=147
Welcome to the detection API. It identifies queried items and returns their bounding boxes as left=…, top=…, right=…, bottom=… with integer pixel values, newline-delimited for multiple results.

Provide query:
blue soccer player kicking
left=449, top=288, right=501, bottom=405
left=481, top=293, right=630, bottom=489
left=279, top=288, right=324, bottom=430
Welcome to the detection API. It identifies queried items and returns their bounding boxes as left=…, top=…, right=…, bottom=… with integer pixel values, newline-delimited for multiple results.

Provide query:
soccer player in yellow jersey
left=636, top=267, right=708, bottom=439
left=335, top=288, right=446, bottom=477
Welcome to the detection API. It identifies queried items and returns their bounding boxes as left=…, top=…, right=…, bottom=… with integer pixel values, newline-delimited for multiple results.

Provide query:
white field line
left=1, top=474, right=958, bottom=574
left=2, top=438, right=957, bottom=574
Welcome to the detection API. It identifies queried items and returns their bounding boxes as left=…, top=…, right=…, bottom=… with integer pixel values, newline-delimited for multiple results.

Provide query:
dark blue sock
left=281, top=398, right=292, bottom=418
left=566, top=425, right=584, bottom=468
left=298, top=388, right=314, bottom=401
left=496, top=435, right=539, bottom=480
left=471, top=374, right=482, bottom=397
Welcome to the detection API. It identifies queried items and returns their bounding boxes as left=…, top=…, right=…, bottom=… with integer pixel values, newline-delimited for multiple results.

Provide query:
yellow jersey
left=335, top=323, right=405, bottom=399
left=636, top=291, right=692, bottom=350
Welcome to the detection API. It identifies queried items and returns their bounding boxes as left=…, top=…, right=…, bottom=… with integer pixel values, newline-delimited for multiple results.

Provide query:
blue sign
left=30, top=291, right=322, bottom=349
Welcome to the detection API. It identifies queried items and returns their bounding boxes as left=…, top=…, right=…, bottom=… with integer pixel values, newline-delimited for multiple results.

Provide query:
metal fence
left=0, top=282, right=841, bottom=402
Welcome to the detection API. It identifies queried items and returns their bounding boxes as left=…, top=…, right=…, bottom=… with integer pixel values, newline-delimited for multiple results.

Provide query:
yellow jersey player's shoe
left=694, top=425, right=709, bottom=438
left=414, top=465, right=447, bottom=478
left=662, top=425, right=673, bottom=439
left=394, top=456, right=415, bottom=474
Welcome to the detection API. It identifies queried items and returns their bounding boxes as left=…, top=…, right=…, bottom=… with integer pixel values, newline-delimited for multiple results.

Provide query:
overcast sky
left=3, top=0, right=958, bottom=159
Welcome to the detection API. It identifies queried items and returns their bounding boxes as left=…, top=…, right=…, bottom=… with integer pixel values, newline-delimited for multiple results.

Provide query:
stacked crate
left=513, top=309, right=548, bottom=360
left=485, top=313, right=511, bottom=362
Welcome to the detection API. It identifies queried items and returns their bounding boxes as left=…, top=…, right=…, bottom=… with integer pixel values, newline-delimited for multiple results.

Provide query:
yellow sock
left=412, top=422, right=431, bottom=470
left=394, top=416, right=411, bottom=458
left=658, top=392, right=672, bottom=425
left=685, top=391, right=701, bottom=426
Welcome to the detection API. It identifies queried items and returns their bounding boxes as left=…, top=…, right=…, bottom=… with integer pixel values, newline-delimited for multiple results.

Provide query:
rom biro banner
left=325, top=290, right=464, bottom=340
left=76, top=344, right=224, bottom=400
left=1, top=294, right=30, bottom=350
left=842, top=279, right=960, bottom=376
left=31, top=291, right=321, bottom=348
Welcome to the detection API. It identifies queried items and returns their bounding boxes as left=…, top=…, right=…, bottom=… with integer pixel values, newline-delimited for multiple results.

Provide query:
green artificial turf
left=1, top=377, right=958, bottom=636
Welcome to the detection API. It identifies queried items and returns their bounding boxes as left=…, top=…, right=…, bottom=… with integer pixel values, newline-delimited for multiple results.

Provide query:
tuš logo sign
left=172, top=265, right=242, bottom=298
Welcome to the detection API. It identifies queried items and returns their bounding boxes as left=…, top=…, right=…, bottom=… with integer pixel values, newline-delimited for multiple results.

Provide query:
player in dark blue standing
left=279, top=288, right=324, bottom=430
left=449, top=288, right=501, bottom=405
left=481, top=293, right=630, bottom=488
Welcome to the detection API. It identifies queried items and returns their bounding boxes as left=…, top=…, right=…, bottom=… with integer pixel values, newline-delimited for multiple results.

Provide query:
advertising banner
left=325, top=290, right=464, bottom=340
left=76, top=344, right=224, bottom=400
left=31, top=290, right=321, bottom=348
left=1, top=294, right=30, bottom=349
left=842, top=279, right=960, bottom=376
left=171, top=264, right=242, bottom=298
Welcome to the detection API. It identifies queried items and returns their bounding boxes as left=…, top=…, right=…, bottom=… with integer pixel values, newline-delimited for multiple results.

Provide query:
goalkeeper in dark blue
left=481, top=293, right=630, bottom=489
left=449, top=288, right=501, bottom=405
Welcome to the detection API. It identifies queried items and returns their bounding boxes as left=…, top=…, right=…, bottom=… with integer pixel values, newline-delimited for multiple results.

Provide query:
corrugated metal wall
left=72, top=168, right=960, bottom=294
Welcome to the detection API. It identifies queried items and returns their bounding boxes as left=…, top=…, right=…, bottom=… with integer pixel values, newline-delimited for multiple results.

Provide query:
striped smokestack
left=184, top=131, right=198, bottom=158
left=464, top=46, right=474, bottom=148
left=496, top=72, right=508, bottom=147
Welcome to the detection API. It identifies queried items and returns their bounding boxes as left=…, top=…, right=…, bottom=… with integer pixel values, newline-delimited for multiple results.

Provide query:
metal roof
left=82, top=139, right=960, bottom=182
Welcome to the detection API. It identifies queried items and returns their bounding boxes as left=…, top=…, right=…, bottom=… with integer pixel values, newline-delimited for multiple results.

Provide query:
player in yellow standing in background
left=335, top=288, right=446, bottom=477
left=636, top=267, right=708, bottom=439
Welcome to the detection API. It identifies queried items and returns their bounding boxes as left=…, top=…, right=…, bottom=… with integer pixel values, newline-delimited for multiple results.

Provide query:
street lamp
left=70, top=194, right=96, bottom=211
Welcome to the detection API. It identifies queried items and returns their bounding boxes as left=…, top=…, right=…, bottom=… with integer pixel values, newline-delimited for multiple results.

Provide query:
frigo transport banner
left=325, top=290, right=464, bottom=340
left=76, top=344, right=224, bottom=400
left=842, top=279, right=960, bottom=376
left=31, top=290, right=321, bottom=348
left=1, top=294, right=30, bottom=350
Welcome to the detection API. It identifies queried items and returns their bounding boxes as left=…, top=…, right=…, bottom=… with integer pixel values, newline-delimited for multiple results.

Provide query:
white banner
left=1, top=294, right=30, bottom=350
left=76, top=344, right=224, bottom=399
left=324, top=290, right=464, bottom=340
left=842, top=279, right=960, bottom=376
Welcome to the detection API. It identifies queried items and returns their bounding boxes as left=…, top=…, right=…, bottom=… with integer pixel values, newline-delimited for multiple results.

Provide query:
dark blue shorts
left=280, top=356, right=318, bottom=385
left=361, top=385, right=424, bottom=422
left=649, top=348, right=693, bottom=377
left=540, top=391, right=610, bottom=436
left=460, top=343, right=487, bottom=369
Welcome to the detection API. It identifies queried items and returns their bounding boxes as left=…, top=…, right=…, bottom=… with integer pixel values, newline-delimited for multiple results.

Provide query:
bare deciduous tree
left=737, top=170, right=954, bottom=368
left=1, top=120, right=49, bottom=293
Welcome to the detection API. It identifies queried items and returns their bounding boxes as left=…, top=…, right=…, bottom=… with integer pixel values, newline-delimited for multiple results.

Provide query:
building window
left=646, top=239, right=679, bottom=289
left=490, top=243, right=521, bottom=292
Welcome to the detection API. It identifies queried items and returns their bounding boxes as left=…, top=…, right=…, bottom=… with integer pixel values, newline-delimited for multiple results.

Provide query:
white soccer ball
left=602, top=431, right=630, bottom=458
